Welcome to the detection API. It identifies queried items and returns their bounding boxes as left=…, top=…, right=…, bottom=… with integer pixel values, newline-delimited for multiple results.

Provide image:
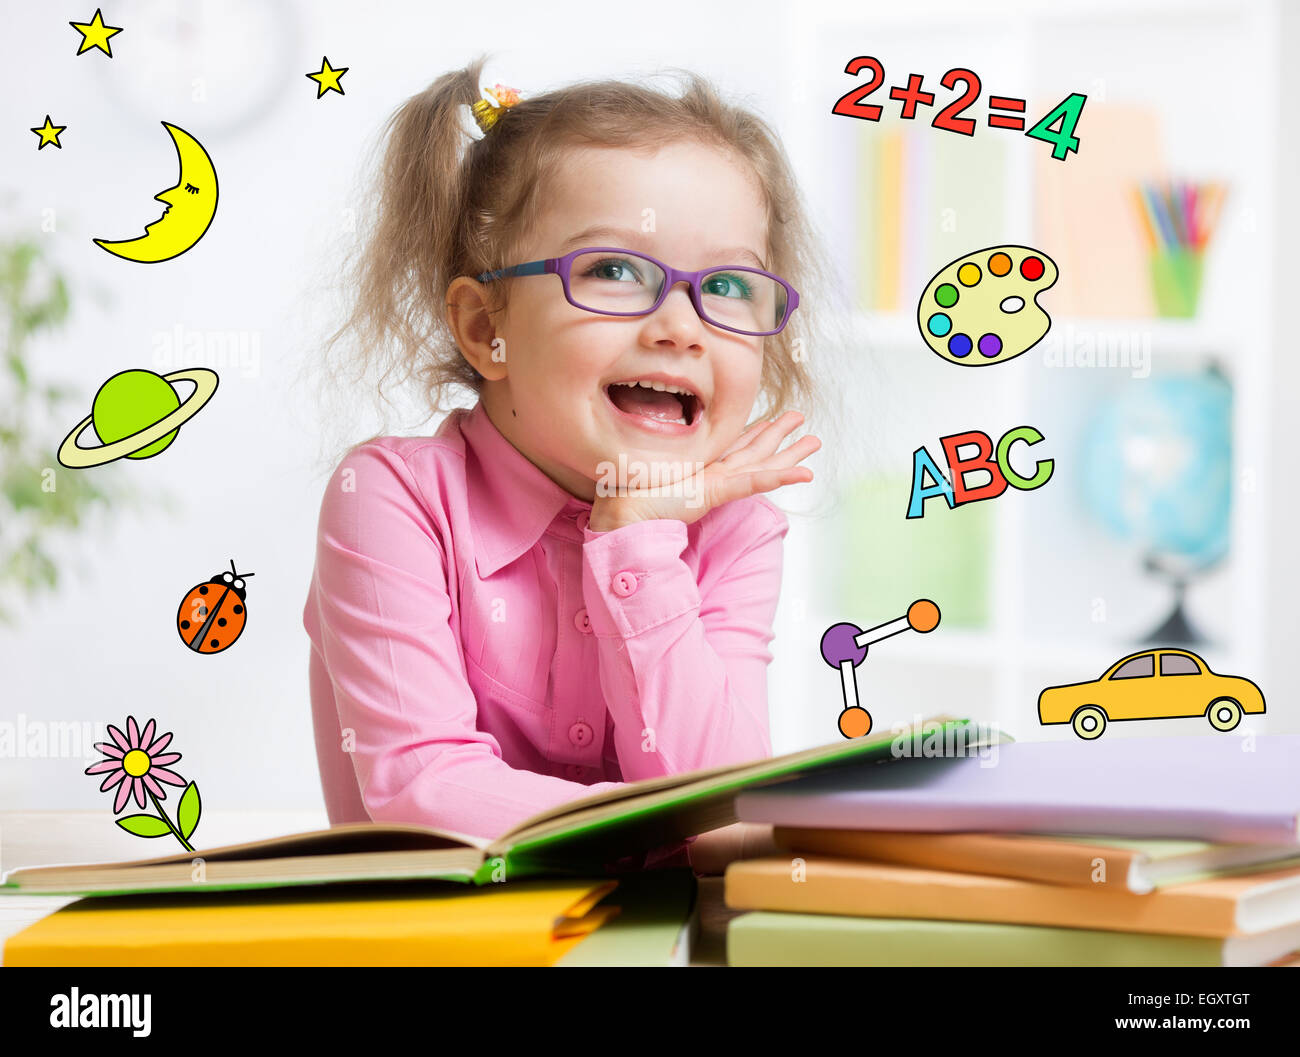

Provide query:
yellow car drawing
left=1038, top=649, right=1266, bottom=740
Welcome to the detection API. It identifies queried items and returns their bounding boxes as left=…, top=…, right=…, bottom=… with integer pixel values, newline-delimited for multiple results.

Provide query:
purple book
left=736, top=735, right=1300, bottom=844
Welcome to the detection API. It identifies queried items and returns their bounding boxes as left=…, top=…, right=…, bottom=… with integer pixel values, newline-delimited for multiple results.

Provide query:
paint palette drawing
left=918, top=245, right=1058, bottom=367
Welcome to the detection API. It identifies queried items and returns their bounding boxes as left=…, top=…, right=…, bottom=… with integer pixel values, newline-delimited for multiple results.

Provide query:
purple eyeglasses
left=476, top=246, right=800, bottom=337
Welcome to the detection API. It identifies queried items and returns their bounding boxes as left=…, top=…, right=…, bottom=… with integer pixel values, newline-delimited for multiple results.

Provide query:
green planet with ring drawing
left=57, top=368, right=219, bottom=469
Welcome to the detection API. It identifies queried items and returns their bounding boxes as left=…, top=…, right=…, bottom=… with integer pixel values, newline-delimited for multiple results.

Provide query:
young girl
left=303, top=57, right=830, bottom=864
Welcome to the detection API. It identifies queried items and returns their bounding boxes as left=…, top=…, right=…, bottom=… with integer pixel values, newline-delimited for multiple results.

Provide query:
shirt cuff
left=580, top=518, right=700, bottom=639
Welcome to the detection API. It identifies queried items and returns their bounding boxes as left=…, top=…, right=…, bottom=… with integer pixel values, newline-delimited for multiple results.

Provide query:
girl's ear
left=446, top=277, right=507, bottom=381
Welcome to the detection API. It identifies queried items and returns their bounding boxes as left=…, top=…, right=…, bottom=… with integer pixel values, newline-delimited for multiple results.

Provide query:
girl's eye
left=586, top=257, right=644, bottom=283
left=702, top=272, right=754, bottom=299
left=185, top=183, right=199, bottom=194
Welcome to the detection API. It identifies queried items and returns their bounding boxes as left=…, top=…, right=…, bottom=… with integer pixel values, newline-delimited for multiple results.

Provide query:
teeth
left=608, top=379, right=698, bottom=425
left=613, top=379, right=693, bottom=397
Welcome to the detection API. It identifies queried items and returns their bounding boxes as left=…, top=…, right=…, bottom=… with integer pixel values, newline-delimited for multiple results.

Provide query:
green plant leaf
left=3, top=471, right=42, bottom=511
left=116, top=814, right=172, bottom=838
left=0, top=228, right=145, bottom=610
left=178, top=782, right=201, bottom=840
left=48, top=274, right=69, bottom=320
left=9, top=242, right=37, bottom=285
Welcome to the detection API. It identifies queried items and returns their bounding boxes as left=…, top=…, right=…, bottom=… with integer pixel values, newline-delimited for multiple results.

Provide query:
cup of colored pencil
left=1131, top=179, right=1228, bottom=318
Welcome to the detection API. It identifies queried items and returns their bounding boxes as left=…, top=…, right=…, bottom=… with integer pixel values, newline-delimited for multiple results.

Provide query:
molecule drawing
left=819, top=600, right=942, bottom=739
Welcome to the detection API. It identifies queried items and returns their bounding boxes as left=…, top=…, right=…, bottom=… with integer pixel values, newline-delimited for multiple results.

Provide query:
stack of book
left=1, top=722, right=967, bottom=966
left=726, top=734, right=1300, bottom=966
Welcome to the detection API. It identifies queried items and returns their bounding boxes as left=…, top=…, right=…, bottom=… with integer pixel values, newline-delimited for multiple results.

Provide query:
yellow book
left=4, top=880, right=615, bottom=967
left=855, top=125, right=876, bottom=312
left=874, top=128, right=903, bottom=311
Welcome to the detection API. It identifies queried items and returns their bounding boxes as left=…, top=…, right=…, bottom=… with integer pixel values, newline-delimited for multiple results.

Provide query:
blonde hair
left=321, top=54, right=846, bottom=489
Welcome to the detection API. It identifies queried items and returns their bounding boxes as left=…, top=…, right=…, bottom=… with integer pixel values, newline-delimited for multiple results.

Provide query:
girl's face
left=468, top=139, right=771, bottom=502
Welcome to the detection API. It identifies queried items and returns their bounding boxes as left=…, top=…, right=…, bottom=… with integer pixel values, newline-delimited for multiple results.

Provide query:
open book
left=2, top=717, right=993, bottom=897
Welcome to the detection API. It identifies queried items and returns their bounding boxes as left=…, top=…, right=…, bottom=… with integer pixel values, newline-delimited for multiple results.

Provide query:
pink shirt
left=303, top=399, right=787, bottom=843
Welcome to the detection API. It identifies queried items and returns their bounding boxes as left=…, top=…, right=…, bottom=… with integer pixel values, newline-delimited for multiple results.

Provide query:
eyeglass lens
left=567, top=251, right=786, bottom=333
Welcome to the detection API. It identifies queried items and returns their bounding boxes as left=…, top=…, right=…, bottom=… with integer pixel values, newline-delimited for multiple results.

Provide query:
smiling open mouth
left=605, top=380, right=701, bottom=426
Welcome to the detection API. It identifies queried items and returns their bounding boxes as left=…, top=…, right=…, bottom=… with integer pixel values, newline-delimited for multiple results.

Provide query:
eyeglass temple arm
left=475, top=259, right=556, bottom=282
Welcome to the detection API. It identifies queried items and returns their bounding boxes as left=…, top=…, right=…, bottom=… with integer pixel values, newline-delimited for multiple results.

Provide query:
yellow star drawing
left=69, top=8, right=123, bottom=57
left=31, top=116, right=67, bottom=149
left=306, top=56, right=348, bottom=98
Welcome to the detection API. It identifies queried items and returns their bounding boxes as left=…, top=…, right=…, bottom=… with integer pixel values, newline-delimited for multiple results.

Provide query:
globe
left=1081, top=368, right=1232, bottom=568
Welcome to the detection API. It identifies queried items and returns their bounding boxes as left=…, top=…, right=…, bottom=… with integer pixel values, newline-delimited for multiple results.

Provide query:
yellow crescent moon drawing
left=94, top=122, right=218, bottom=263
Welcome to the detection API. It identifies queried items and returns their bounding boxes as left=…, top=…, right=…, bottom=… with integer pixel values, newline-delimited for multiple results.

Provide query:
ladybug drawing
left=177, top=560, right=254, bottom=654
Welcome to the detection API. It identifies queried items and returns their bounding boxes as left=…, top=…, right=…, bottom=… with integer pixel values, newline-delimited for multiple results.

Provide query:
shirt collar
left=455, top=400, right=592, bottom=578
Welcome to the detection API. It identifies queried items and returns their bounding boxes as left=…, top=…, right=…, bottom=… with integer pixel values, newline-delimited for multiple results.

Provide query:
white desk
left=0, top=810, right=330, bottom=964
left=0, top=811, right=746, bottom=966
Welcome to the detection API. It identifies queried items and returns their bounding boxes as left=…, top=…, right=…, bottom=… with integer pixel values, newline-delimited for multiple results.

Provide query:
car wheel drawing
left=1206, top=698, right=1243, bottom=732
left=1071, top=705, right=1108, bottom=740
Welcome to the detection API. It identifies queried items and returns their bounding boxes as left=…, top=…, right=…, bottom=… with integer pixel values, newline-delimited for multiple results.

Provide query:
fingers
left=714, top=464, right=814, bottom=506
left=718, top=417, right=775, bottom=461
left=723, top=411, right=811, bottom=470
left=748, top=466, right=814, bottom=497
left=765, top=433, right=821, bottom=470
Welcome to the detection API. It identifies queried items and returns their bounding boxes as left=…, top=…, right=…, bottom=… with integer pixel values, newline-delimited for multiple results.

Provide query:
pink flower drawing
left=85, top=716, right=187, bottom=814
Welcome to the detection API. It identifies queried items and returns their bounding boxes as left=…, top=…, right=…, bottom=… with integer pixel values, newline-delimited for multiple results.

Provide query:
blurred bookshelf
left=853, top=313, right=1239, bottom=360
left=765, top=0, right=1284, bottom=750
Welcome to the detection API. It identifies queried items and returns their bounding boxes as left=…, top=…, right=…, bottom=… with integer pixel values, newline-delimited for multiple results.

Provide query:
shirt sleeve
left=308, top=443, right=623, bottom=842
left=578, top=500, right=787, bottom=780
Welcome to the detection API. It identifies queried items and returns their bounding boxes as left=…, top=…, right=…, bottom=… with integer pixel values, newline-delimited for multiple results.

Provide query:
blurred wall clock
left=96, top=0, right=300, bottom=140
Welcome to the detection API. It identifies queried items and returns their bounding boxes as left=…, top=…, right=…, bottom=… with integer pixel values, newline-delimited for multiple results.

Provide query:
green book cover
left=555, top=868, right=697, bottom=967
left=923, top=129, right=1008, bottom=288
left=2, top=717, right=999, bottom=898
left=828, top=473, right=991, bottom=630
left=478, top=717, right=995, bottom=885
left=728, top=913, right=1250, bottom=967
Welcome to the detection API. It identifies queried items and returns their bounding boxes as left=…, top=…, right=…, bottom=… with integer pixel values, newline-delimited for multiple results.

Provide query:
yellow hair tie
left=470, top=83, right=523, bottom=134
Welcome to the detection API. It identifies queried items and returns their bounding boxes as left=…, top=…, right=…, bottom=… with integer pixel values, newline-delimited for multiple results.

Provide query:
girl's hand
left=686, top=822, right=779, bottom=876
left=587, top=410, right=820, bottom=531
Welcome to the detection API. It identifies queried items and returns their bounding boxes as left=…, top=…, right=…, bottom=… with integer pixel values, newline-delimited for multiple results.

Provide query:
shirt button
left=576, top=510, right=590, bottom=532
left=612, top=570, right=638, bottom=597
left=573, top=608, right=592, bottom=634
left=565, top=764, right=586, bottom=780
left=568, top=721, right=593, bottom=747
